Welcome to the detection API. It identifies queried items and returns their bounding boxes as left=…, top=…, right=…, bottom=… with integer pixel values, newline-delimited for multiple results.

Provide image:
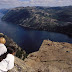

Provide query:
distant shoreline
left=19, top=24, right=72, bottom=38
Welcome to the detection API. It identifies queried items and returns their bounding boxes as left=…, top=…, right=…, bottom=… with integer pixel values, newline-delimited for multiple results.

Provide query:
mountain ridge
left=0, top=9, right=9, bottom=14
left=2, top=6, right=72, bottom=37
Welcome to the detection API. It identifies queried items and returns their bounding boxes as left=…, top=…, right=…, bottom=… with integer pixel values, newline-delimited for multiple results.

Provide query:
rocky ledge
left=9, top=40, right=72, bottom=72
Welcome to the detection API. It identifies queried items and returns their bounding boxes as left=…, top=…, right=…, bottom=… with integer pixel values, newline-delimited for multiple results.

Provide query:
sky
left=0, top=0, right=72, bottom=9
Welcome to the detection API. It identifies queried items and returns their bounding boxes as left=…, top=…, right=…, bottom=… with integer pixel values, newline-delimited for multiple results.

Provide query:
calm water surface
left=0, top=13, right=72, bottom=53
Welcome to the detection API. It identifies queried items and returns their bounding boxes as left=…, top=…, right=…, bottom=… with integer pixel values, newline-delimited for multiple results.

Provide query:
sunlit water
left=0, top=13, right=72, bottom=53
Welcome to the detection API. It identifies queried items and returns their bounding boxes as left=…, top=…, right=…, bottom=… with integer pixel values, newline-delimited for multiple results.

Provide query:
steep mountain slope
left=2, top=6, right=72, bottom=37
left=9, top=40, right=72, bottom=72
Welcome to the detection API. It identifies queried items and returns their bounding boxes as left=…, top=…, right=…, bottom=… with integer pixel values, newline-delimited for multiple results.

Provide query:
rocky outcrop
left=0, top=33, right=26, bottom=60
left=9, top=40, right=72, bottom=72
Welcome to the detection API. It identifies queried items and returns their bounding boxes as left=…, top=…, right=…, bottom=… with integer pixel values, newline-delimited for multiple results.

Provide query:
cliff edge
left=9, top=40, right=72, bottom=72
left=0, top=33, right=26, bottom=60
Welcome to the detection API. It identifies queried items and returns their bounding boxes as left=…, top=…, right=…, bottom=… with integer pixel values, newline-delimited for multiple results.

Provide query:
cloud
left=0, top=0, right=30, bottom=8
left=29, top=0, right=72, bottom=6
left=0, top=0, right=72, bottom=9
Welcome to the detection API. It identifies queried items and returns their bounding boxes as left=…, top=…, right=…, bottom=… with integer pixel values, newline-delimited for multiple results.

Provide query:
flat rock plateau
left=9, top=40, right=72, bottom=72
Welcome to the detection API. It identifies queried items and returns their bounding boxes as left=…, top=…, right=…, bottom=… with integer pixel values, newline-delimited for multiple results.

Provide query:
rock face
left=2, top=6, right=72, bottom=37
left=9, top=40, right=72, bottom=72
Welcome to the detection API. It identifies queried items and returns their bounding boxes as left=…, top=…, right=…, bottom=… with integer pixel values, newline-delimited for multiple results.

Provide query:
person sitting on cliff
left=0, top=47, right=16, bottom=72
left=0, top=37, right=7, bottom=56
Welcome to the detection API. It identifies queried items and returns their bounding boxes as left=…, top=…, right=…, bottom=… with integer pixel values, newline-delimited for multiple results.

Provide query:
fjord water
left=0, top=14, right=72, bottom=53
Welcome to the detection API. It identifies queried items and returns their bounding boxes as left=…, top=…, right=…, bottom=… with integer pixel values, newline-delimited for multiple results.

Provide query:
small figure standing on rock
left=0, top=37, right=7, bottom=56
left=0, top=47, right=16, bottom=72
